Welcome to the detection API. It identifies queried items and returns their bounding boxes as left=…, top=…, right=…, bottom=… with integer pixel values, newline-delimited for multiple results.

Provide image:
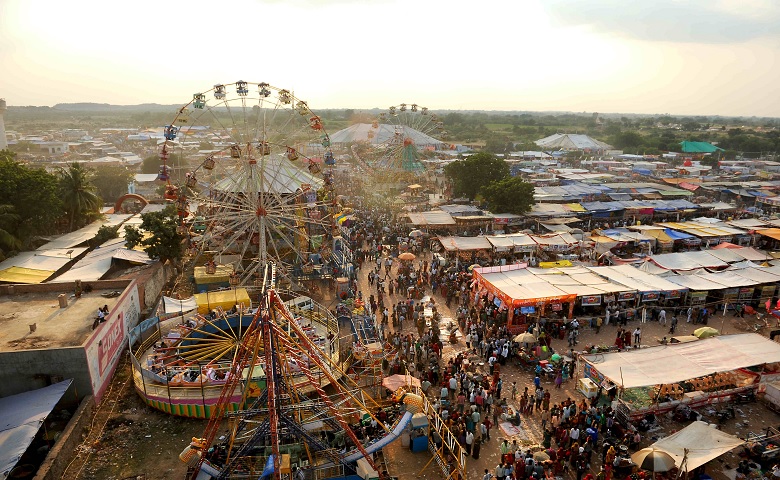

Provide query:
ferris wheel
left=157, top=81, right=338, bottom=286
left=371, top=103, right=446, bottom=176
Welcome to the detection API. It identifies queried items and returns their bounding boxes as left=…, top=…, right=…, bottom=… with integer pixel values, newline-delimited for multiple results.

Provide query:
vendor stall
left=582, top=333, right=780, bottom=422
left=649, top=421, right=744, bottom=474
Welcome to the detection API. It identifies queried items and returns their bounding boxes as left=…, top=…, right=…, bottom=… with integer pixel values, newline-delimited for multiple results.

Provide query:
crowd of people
left=340, top=202, right=674, bottom=480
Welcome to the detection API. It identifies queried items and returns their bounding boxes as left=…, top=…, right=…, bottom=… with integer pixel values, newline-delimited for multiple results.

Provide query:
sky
left=1, top=0, right=779, bottom=117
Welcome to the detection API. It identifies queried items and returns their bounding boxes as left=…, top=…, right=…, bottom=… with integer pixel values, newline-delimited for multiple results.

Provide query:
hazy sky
left=1, top=0, right=779, bottom=117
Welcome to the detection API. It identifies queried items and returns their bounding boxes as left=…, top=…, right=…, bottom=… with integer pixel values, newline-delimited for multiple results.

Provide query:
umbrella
left=693, top=327, right=719, bottom=339
left=398, top=252, right=416, bottom=261
left=513, top=332, right=537, bottom=344
left=381, top=374, right=421, bottom=391
left=631, top=447, right=676, bottom=473
left=550, top=353, right=562, bottom=362
left=409, top=229, right=425, bottom=238
left=407, top=184, right=423, bottom=190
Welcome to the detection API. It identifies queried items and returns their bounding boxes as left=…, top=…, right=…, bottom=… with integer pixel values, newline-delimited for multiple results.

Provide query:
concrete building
left=0, top=98, right=7, bottom=150
left=0, top=260, right=171, bottom=403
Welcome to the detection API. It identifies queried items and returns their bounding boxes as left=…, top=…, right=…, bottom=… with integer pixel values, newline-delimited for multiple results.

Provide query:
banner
left=641, top=292, right=660, bottom=303
left=618, top=292, right=635, bottom=302
left=581, top=295, right=602, bottom=306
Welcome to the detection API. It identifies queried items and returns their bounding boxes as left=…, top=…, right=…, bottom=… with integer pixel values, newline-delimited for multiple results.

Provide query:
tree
left=0, top=204, right=22, bottom=258
left=124, top=205, right=183, bottom=264
left=0, top=151, right=63, bottom=241
left=89, top=224, right=120, bottom=248
left=59, top=163, right=102, bottom=231
left=141, top=154, right=161, bottom=174
left=444, top=152, right=510, bottom=200
left=480, top=177, right=535, bottom=215
left=92, top=165, right=133, bottom=203
left=612, top=131, right=643, bottom=149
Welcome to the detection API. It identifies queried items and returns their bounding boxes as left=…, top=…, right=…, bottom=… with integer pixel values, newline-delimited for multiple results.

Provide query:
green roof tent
left=680, top=141, right=724, bottom=153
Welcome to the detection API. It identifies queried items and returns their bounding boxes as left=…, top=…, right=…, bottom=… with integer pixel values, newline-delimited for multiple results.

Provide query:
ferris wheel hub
left=256, top=206, right=267, bottom=217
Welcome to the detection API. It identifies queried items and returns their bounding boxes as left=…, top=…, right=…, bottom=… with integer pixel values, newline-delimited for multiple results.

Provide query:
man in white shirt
left=465, top=430, right=474, bottom=455
left=449, top=376, right=458, bottom=399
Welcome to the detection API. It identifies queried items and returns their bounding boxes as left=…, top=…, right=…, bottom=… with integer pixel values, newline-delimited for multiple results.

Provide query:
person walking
left=633, top=327, right=641, bottom=347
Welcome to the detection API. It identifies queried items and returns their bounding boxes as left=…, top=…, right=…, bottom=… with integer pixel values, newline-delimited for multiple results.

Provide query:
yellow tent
left=0, top=266, right=55, bottom=284
left=538, top=260, right=574, bottom=269
left=194, top=288, right=251, bottom=314
left=194, top=265, right=233, bottom=285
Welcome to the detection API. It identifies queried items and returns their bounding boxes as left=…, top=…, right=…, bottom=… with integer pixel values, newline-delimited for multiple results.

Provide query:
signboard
left=739, top=287, right=755, bottom=301
left=584, top=363, right=605, bottom=386
left=618, top=292, right=635, bottom=302
left=689, top=291, right=708, bottom=305
left=665, top=290, right=682, bottom=300
left=85, top=281, right=141, bottom=403
left=551, top=303, right=562, bottom=312
left=581, top=295, right=601, bottom=306
left=641, top=292, right=660, bottom=303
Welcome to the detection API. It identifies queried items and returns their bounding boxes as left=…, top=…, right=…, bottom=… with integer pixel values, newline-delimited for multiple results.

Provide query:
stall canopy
left=583, top=333, right=780, bottom=389
left=0, top=379, right=72, bottom=478
left=588, top=265, right=684, bottom=294
left=650, top=421, right=743, bottom=472
left=406, top=211, right=456, bottom=226
left=437, top=236, right=493, bottom=252
left=647, top=251, right=729, bottom=271
left=473, top=263, right=633, bottom=308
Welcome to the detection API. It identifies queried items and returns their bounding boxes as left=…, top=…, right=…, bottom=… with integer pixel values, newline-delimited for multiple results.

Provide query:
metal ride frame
left=188, top=264, right=398, bottom=480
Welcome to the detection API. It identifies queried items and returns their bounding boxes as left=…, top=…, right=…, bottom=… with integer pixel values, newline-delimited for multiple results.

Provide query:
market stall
left=649, top=421, right=744, bottom=475
left=581, top=333, right=780, bottom=422
left=472, top=263, right=634, bottom=333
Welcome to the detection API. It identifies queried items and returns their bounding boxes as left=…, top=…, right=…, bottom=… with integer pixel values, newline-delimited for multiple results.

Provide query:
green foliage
left=93, top=165, right=133, bottom=203
left=141, top=154, right=161, bottom=174
left=0, top=204, right=22, bottom=256
left=124, top=205, right=183, bottom=264
left=90, top=224, right=120, bottom=248
left=59, top=163, right=102, bottom=231
left=123, top=224, right=143, bottom=250
left=0, top=150, right=63, bottom=241
left=444, top=152, right=510, bottom=200
left=611, top=131, right=644, bottom=149
left=480, top=177, right=535, bottom=215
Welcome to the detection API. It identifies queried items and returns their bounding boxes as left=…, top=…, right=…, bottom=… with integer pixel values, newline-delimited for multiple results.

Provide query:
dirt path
left=64, top=354, right=206, bottom=480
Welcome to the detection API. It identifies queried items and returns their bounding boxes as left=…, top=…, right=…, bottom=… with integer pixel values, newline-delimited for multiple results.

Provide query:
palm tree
left=59, top=163, right=101, bottom=231
left=0, top=204, right=22, bottom=256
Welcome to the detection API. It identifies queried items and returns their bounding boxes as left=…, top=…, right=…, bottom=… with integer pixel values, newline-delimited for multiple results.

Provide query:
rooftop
left=0, top=289, right=121, bottom=352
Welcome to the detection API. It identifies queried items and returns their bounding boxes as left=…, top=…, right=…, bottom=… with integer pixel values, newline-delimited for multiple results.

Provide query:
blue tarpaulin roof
left=0, top=380, right=72, bottom=478
left=664, top=228, right=695, bottom=240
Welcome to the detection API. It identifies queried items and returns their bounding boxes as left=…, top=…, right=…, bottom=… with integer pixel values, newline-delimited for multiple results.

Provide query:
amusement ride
left=127, top=84, right=464, bottom=480
left=156, top=81, right=343, bottom=287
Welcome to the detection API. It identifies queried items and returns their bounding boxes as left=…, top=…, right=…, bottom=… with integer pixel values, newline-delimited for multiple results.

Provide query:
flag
left=259, top=454, right=275, bottom=480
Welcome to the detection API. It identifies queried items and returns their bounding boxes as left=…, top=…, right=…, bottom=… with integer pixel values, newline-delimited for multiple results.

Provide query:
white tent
left=651, top=421, right=744, bottom=472
left=162, top=295, right=199, bottom=314
left=0, top=380, right=72, bottom=478
left=582, top=333, right=780, bottom=389
left=535, top=133, right=612, bottom=151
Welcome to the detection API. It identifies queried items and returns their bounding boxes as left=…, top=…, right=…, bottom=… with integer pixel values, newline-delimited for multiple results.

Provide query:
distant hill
left=53, top=103, right=179, bottom=112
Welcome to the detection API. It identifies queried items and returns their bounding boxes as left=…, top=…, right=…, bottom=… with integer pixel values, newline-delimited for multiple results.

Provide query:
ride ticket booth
left=410, top=413, right=429, bottom=453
